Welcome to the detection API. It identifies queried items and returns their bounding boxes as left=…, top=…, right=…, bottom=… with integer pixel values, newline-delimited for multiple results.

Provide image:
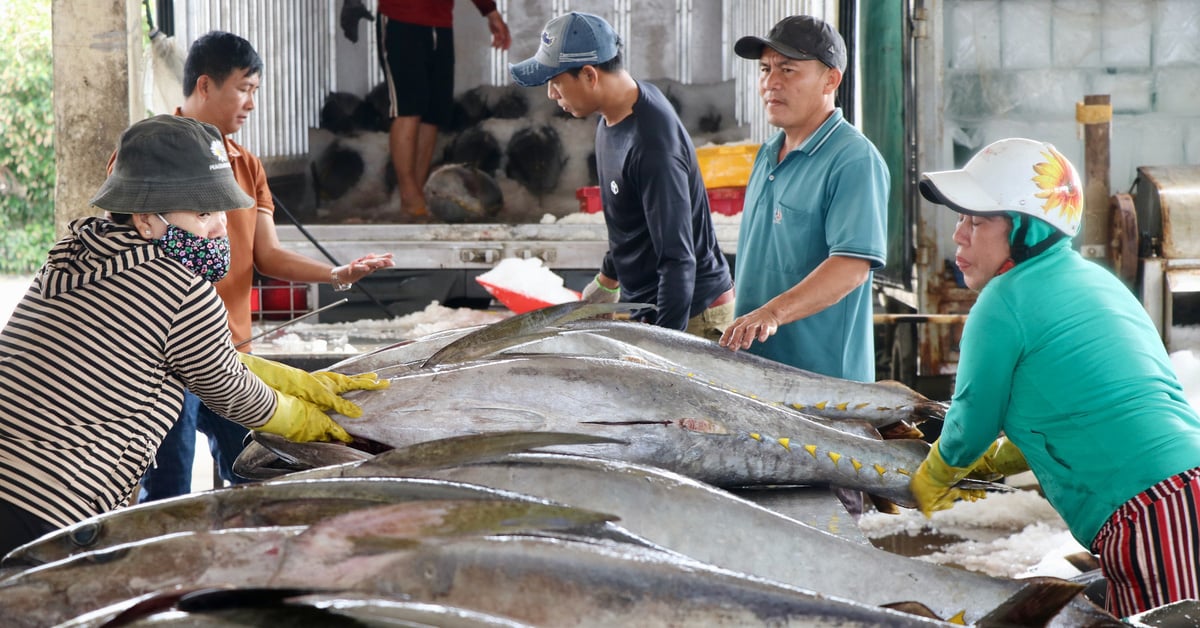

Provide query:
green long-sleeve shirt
left=940, top=239, right=1200, bottom=547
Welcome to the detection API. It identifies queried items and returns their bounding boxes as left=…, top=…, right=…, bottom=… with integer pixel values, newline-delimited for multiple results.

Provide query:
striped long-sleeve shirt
left=0, top=217, right=276, bottom=529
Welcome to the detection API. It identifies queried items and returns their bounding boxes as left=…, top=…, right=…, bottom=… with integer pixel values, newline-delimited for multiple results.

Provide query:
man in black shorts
left=373, top=1, right=510, bottom=219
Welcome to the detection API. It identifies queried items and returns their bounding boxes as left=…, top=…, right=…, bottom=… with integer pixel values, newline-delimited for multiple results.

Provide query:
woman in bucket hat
left=0, top=115, right=387, bottom=555
left=911, top=137, right=1200, bottom=618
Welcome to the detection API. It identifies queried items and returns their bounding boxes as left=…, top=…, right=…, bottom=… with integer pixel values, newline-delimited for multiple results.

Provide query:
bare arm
left=251, top=211, right=394, bottom=285
left=719, top=255, right=871, bottom=351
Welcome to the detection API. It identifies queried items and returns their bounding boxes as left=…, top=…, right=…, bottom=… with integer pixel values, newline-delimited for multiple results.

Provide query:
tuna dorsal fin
left=974, top=576, right=1088, bottom=627
left=362, top=430, right=627, bottom=473
left=421, top=301, right=652, bottom=368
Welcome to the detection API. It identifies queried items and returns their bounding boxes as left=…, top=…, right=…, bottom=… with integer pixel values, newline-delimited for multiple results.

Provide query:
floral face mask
left=155, top=214, right=231, bottom=283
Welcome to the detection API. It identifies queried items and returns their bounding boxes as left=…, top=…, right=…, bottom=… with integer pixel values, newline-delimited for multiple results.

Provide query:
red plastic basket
left=707, top=187, right=746, bottom=216
left=476, top=276, right=581, bottom=314
left=576, top=186, right=602, bottom=213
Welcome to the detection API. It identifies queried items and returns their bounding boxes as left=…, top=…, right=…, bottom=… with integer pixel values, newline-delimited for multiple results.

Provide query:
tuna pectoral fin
left=364, top=430, right=627, bottom=472
left=878, top=420, right=925, bottom=440
left=879, top=601, right=950, bottom=622
left=302, top=500, right=618, bottom=550
left=421, top=301, right=654, bottom=367
left=975, top=576, right=1087, bottom=627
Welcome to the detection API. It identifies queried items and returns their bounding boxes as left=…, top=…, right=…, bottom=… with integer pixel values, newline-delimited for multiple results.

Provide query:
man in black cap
left=718, top=15, right=890, bottom=383
left=509, top=12, right=734, bottom=338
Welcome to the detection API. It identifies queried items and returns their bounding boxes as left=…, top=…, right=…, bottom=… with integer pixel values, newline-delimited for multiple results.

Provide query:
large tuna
left=0, top=503, right=957, bottom=628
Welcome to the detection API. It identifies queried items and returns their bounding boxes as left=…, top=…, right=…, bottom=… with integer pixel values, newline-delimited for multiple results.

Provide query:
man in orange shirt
left=138, top=31, right=394, bottom=500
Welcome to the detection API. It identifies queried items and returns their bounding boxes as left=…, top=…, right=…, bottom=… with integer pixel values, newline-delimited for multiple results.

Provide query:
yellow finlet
left=790, top=403, right=806, bottom=410
left=827, top=451, right=841, bottom=466
left=873, top=463, right=887, bottom=477
left=804, top=444, right=818, bottom=458
left=777, top=437, right=791, bottom=450
left=835, top=402, right=848, bottom=411
left=749, top=433, right=762, bottom=441
left=850, top=459, right=863, bottom=472
left=948, top=610, right=967, bottom=625
left=815, top=401, right=828, bottom=410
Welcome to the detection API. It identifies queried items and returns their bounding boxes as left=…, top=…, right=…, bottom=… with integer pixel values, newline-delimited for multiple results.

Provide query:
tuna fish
left=0, top=500, right=625, bottom=627
left=0, top=504, right=960, bottom=628
left=2, top=475, right=646, bottom=569
left=329, top=309, right=942, bottom=435
left=334, top=354, right=991, bottom=507
left=259, top=433, right=1112, bottom=627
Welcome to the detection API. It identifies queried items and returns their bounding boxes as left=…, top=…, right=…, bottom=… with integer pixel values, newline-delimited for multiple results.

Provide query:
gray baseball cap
left=509, top=12, right=620, bottom=87
left=734, top=15, right=847, bottom=71
left=90, top=115, right=254, bottom=214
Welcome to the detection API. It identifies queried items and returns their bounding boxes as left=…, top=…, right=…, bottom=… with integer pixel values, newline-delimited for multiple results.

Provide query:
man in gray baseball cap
left=509, top=11, right=619, bottom=88
left=507, top=12, right=735, bottom=339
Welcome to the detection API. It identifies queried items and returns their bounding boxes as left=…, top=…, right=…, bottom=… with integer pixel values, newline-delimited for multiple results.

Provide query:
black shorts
left=376, top=17, right=454, bottom=128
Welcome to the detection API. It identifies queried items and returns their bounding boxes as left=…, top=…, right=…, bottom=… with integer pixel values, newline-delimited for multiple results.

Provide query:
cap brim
left=919, top=170, right=1005, bottom=216
left=90, top=175, right=254, bottom=214
left=509, top=57, right=559, bottom=87
left=734, top=35, right=820, bottom=63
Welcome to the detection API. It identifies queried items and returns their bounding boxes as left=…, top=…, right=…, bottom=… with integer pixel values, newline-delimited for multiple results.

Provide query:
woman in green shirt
left=911, top=137, right=1200, bottom=619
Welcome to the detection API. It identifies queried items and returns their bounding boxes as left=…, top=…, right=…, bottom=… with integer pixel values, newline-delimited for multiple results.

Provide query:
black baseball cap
left=734, top=15, right=846, bottom=71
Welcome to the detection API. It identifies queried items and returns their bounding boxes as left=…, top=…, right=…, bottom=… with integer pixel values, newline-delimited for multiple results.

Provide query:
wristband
left=331, top=267, right=353, bottom=292
left=594, top=277, right=619, bottom=293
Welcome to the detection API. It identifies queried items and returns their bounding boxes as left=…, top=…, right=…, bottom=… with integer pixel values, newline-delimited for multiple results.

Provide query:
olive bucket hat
left=90, top=114, right=254, bottom=214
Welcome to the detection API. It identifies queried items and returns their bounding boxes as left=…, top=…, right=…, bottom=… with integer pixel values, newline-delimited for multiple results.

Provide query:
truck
left=51, top=0, right=1200, bottom=395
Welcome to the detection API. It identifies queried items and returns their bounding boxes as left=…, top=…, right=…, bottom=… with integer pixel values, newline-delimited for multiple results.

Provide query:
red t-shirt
left=377, top=0, right=497, bottom=28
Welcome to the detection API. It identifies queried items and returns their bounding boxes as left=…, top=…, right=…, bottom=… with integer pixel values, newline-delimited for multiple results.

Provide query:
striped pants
left=1091, top=466, right=1200, bottom=618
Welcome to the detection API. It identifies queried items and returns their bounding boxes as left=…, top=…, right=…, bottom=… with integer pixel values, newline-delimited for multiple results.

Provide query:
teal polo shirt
left=733, top=109, right=888, bottom=381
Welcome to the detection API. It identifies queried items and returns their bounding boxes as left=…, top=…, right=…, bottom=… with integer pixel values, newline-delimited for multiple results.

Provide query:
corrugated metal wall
left=170, top=1, right=839, bottom=163
left=726, top=0, right=838, bottom=142
left=174, top=0, right=336, bottom=170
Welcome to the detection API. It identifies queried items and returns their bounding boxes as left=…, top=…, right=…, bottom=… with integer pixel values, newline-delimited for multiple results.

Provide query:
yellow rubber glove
left=310, top=370, right=391, bottom=398
left=238, top=353, right=387, bottom=418
left=258, top=392, right=351, bottom=443
left=967, top=437, right=1029, bottom=481
left=910, top=440, right=987, bottom=517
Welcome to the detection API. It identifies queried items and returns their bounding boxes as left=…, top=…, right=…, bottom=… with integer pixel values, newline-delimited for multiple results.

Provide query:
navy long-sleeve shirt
left=594, top=81, right=731, bottom=330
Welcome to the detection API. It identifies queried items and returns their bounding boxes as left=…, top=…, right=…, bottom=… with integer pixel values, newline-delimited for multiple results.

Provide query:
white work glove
left=581, top=274, right=620, bottom=304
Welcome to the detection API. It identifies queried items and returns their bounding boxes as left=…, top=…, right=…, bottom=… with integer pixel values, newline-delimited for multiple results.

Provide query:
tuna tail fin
left=421, top=301, right=652, bottom=367
left=974, top=576, right=1089, bottom=627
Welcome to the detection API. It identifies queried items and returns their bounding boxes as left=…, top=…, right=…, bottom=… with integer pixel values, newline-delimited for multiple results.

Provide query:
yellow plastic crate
left=696, top=143, right=760, bottom=189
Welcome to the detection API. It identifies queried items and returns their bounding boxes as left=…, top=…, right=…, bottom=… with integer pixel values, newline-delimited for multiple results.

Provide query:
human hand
left=486, top=11, right=511, bottom=50
left=239, top=353, right=370, bottom=418
left=311, top=370, right=390, bottom=399
left=966, top=437, right=1029, bottom=481
left=340, top=0, right=374, bottom=43
left=259, top=392, right=351, bottom=443
left=718, top=308, right=781, bottom=351
left=910, top=441, right=986, bottom=517
left=581, top=274, right=620, bottom=304
left=334, top=252, right=394, bottom=285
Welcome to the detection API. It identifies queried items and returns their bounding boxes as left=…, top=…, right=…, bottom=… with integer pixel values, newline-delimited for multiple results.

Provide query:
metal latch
left=514, top=248, right=557, bottom=263
left=460, top=248, right=500, bottom=264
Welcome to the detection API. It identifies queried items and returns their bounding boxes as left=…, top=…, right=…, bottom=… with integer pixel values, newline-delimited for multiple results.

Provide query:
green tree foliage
left=0, top=0, right=54, bottom=274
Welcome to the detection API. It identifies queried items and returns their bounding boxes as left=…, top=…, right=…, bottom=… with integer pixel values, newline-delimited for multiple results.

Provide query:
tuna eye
left=68, top=522, right=101, bottom=548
